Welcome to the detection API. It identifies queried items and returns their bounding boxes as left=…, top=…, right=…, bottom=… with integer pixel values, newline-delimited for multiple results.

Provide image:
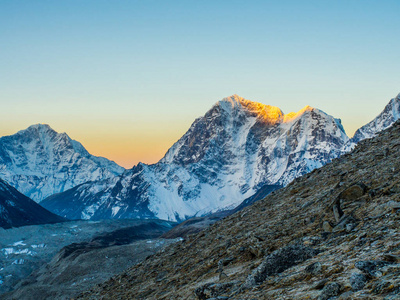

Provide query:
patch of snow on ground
left=81, top=204, right=100, bottom=219
left=12, top=259, right=24, bottom=265
left=12, top=241, right=26, bottom=246
left=2, top=248, right=34, bottom=256
left=111, top=206, right=121, bottom=217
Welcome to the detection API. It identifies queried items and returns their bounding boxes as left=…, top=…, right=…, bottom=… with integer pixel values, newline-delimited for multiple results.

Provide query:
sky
left=0, top=0, right=399, bottom=168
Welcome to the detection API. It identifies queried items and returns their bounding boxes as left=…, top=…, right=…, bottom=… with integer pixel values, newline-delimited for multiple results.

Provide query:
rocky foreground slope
left=79, top=121, right=400, bottom=299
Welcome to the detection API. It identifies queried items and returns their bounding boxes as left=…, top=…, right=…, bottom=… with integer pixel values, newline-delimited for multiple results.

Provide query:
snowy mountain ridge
left=4, top=93, right=400, bottom=223
left=42, top=95, right=350, bottom=221
left=0, top=124, right=124, bottom=202
left=348, top=93, right=400, bottom=146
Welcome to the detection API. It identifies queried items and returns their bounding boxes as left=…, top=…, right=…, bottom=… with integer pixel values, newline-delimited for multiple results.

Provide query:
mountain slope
left=0, top=178, right=65, bottom=229
left=0, top=219, right=176, bottom=296
left=78, top=121, right=400, bottom=300
left=42, top=95, right=349, bottom=221
left=350, top=93, right=400, bottom=145
left=0, top=124, right=124, bottom=202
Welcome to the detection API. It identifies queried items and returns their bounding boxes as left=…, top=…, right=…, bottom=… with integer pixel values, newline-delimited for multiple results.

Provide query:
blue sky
left=0, top=0, right=399, bottom=167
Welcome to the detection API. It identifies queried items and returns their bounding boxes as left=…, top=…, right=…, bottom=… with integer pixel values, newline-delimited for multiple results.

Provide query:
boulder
left=243, top=244, right=319, bottom=288
left=349, top=272, right=368, bottom=291
left=339, top=183, right=367, bottom=201
left=318, top=282, right=341, bottom=300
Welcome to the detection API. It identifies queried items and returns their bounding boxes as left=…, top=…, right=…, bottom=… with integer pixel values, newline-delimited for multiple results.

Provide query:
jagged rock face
left=0, top=178, right=64, bottom=229
left=77, top=121, right=400, bottom=300
left=0, top=124, right=124, bottom=202
left=349, top=93, right=400, bottom=145
left=42, top=95, right=349, bottom=221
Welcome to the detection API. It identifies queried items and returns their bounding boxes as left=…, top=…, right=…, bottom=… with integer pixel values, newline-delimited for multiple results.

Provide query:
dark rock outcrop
left=243, top=244, right=319, bottom=288
left=350, top=272, right=368, bottom=291
left=0, top=179, right=65, bottom=229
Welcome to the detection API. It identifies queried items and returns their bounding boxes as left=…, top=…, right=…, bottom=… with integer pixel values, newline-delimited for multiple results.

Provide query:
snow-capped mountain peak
left=349, top=94, right=400, bottom=146
left=0, top=124, right=125, bottom=202
left=217, top=95, right=284, bottom=123
left=42, top=95, right=350, bottom=222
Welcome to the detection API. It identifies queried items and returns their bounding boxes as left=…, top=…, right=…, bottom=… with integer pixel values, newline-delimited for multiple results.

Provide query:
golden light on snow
left=283, top=106, right=313, bottom=123
left=232, top=95, right=314, bottom=125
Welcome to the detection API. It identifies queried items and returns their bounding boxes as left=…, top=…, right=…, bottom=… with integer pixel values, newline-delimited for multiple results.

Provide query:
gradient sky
left=1, top=0, right=399, bottom=168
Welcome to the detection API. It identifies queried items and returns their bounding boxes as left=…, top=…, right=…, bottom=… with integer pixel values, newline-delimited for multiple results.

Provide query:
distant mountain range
left=75, top=105, right=400, bottom=300
left=0, top=124, right=124, bottom=202
left=2, top=93, right=399, bottom=222
left=349, top=93, right=400, bottom=145
left=41, top=96, right=350, bottom=221
left=0, top=178, right=65, bottom=229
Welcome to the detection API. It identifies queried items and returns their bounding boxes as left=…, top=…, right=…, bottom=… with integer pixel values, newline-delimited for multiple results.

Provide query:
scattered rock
left=322, top=221, right=333, bottom=232
left=382, top=254, right=400, bottom=263
left=305, top=262, right=322, bottom=276
left=243, top=244, right=319, bottom=288
left=339, top=183, right=367, bottom=201
left=219, top=272, right=228, bottom=281
left=333, top=215, right=358, bottom=232
left=349, top=272, right=368, bottom=291
left=332, top=197, right=344, bottom=223
left=218, top=257, right=234, bottom=270
left=317, top=282, right=342, bottom=300
left=312, top=279, right=329, bottom=290
left=338, top=291, right=354, bottom=299
left=302, top=236, right=322, bottom=246
left=194, top=281, right=239, bottom=300
left=371, top=280, right=394, bottom=294
left=355, top=260, right=393, bottom=277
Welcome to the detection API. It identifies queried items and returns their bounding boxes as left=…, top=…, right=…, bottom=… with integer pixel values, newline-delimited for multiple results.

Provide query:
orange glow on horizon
left=86, top=142, right=169, bottom=169
left=0, top=118, right=189, bottom=170
left=68, top=124, right=187, bottom=169
left=0, top=102, right=365, bottom=170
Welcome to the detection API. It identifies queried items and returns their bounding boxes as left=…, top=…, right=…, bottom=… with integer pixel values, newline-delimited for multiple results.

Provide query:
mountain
left=349, top=93, right=400, bottom=145
left=42, top=95, right=349, bottom=221
left=0, top=178, right=65, bottom=229
left=77, top=121, right=400, bottom=300
left=0, top=124, right=124, bottom=202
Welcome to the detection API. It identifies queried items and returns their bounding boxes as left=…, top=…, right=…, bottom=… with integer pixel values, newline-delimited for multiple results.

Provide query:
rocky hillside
left=42, top=95, right=349, bottom=221
left=0, top=178, right=65, bottom=229
left=0, top=124, right=124, bottom=202
left=79, top=120, right=400, bottom=299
